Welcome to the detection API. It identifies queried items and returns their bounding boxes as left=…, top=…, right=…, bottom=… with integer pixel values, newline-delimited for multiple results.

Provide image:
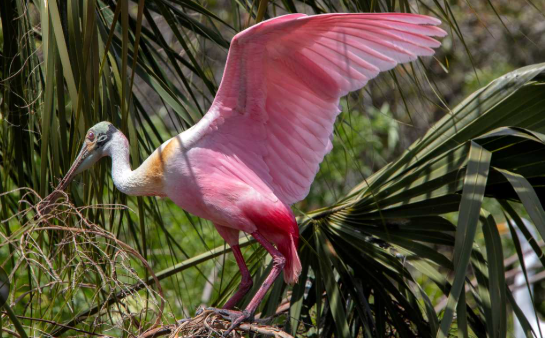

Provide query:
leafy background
left=1, top=0, right=545, bottom=337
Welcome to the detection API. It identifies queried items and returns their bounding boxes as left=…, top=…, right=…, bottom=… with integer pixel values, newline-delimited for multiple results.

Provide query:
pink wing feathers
left=194, top=13, right=446, bottom=205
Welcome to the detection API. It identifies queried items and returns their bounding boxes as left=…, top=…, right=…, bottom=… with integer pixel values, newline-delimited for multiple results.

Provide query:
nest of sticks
left=140, top=308, right=294, bottom=338
left=1, top=188, right=164, bottom=336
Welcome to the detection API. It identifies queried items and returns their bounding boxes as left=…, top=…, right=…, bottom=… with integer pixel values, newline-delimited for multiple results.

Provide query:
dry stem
left=1, top=188, right=165, bottom=336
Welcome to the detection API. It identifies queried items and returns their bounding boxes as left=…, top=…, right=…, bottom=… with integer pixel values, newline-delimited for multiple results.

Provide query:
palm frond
left=286, top=64, right=545, bottom=337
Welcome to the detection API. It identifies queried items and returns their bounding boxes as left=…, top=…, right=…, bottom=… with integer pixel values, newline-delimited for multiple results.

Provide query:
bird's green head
left=59, top=121, right=118, bottom=189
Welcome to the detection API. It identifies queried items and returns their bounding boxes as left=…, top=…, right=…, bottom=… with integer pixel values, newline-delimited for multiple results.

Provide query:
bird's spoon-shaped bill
left=37, top=143, right=90, bottom=216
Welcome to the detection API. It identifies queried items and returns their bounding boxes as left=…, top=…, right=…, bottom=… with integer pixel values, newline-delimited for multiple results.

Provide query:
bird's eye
left=87, top=131, right=95, bottom=141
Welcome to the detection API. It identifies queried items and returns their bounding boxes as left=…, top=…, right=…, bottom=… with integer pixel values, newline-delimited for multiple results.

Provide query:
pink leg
left=240, top=231, right=285, bottom=316
left=222, top=245, right=253, bottom=309
left=210, top=231, right=285, bottom=336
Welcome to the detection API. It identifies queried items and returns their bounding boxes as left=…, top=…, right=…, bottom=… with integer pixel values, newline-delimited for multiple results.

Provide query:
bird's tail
left=245, top=202, right=302, bottom=284
left=277, top=234, right=302, bottom=284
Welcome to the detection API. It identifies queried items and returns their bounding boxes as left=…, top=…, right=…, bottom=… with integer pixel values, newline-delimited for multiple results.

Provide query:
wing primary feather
left=305, top=31, right=409, bottom=70
left=267, top=84, right=336, bottom=131
left=302, top=46, right=368, bottom=86
left=313, top=38, right=382, bottom=77
left=333, top=20, right=447, bottom=37
left=266, top=104, right=329, bottom=153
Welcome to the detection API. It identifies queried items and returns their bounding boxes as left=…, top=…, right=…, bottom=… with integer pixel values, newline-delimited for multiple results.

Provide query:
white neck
left=107, top=132, right=159, bottom=196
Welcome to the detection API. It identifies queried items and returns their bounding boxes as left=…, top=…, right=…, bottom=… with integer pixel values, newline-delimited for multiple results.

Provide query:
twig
left=1, top=327, right=21, bottom=338
left=31, top=226, right=165, bottom=332
left=238, top=323, right=294, bottom=338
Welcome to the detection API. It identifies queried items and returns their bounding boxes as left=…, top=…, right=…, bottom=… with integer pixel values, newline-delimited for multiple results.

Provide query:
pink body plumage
left=152, top=12, right=446, bottom=285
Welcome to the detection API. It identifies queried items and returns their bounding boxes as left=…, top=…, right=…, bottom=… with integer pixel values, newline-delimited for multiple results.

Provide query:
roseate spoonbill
left=50, top=12, right=446, bottom=332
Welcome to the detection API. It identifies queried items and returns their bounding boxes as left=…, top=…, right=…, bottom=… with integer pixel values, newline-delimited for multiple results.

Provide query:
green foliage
left=293, top=64, right=545, bottom=337
left=1, top=0, right=545, bottom=337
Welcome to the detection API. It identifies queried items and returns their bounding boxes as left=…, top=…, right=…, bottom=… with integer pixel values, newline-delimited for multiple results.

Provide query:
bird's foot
left=206, top=307, right=253, bottom=337
left=195, top=305, right=206, bottom=316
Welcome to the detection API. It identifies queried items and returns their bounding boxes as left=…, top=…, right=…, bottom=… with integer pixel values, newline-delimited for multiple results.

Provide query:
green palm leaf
left=288, top=64, right=545, bottom=336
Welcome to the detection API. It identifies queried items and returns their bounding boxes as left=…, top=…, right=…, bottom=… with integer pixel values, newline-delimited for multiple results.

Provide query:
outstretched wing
left=192, top=13, right=446, bottom=205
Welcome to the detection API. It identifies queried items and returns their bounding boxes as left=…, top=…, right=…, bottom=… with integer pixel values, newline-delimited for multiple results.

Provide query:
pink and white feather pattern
left=194, top=13, right=446, bottom=205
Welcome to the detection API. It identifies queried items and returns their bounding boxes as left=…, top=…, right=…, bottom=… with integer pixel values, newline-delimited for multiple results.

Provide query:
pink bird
left=52, top=12, right=446, bottom=333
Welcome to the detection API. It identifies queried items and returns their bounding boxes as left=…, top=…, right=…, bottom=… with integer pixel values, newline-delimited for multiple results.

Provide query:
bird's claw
left=205, top=307, right=240, bottom=321
left=195, top=305, right=206, bottom=316
left=205, top=307, right=252, bottom=337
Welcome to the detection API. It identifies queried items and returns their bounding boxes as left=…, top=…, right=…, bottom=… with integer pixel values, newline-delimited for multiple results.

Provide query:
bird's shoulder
left=139, top=137, right=181, bottom=179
